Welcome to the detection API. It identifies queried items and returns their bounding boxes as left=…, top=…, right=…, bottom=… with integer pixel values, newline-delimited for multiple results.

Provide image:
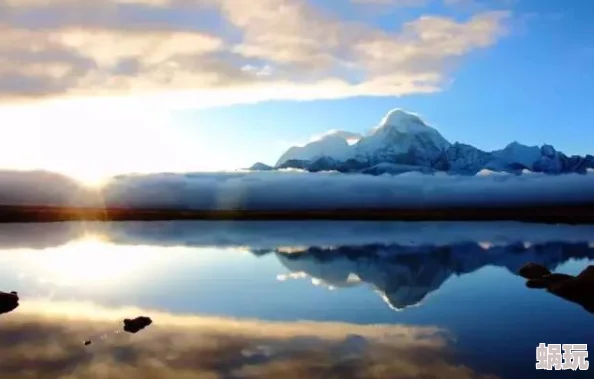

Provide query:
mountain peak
left=382, top=109, right=424, bottom=124
left=505, top=141, right=524, bottom=149
left=372, top=109, right=428, bottom=135
left=355, top=109, right=450, bottom=158
left=504, top=141, right=539, bottom=151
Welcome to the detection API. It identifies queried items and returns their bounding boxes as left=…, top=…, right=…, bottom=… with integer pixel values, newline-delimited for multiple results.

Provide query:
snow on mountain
left=353, top=109, right=451, bottom=165
left=261, top=109, right=594, bottom=176
left=275, top=109, right=452, bottom=171
left=376, top=109, right=433, bottom=135
left=275, top=130, right=362, bottom=167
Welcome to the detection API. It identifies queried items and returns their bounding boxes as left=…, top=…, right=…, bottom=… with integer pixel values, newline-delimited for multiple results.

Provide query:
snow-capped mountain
left=261, top=109, right=594, bottom=175
left=276, top=130, right=362, bottom=167
left=353, top=110, right=450, bottom=166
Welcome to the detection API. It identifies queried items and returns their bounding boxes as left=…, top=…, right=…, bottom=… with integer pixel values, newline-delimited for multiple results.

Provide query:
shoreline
left=0, top=204, right=593, bottom=224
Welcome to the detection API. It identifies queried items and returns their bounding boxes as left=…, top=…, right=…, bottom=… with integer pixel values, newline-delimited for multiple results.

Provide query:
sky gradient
left=0, top=0, right=592, bottom=184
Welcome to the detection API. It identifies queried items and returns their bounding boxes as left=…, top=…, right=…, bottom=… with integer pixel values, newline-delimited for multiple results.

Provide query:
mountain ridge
left=261, top=109, right=594, bottom=176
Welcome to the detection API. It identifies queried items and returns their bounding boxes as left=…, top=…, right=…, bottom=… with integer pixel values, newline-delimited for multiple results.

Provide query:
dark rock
left=0, top=291, right=19, bottom=315
left=308, top=157, right=340, bottom=172
left=521, top=264, right=594, bottom=315
left=525, top=273, right=574, bottom=290
left=576, top=266, right=594, bottom=283
left=550, top=266, right=594, bottom=302
left=562, top=155, right=589, bottom=174
left=445, top=143, right=491, bottom=175
left=526, top=279, right=548, bottom=289
left=518, top=263, right=551, bottom=280
left=586, top=155, right=594, bottom=169
left=84, top=340, right=92, bottom=346
left=542, top=273, right=575, bottom=286
left=506, top=162, right=529, bottom=173
left=338, top=159, right=372, bottom=173
left=123, top=316, right=153, bottom=334
left=548, top=278, right=583, bottom=298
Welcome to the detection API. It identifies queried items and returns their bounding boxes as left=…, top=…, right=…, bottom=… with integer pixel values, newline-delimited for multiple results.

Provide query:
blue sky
left=0, top=0, right=593, bottom=183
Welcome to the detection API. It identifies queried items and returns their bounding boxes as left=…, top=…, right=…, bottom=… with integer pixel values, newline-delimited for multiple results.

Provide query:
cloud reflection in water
left=0, top=301, right=498, bottom=379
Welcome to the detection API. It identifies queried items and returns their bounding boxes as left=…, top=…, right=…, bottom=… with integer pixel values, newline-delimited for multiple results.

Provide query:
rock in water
left=518, top=263, right=551, bottom=280
left=521, top=263, right=594, bottom=315
left=0, top=291, right=19, bottom=315
left=526, top=278, right=548, bottom=289
left=123, top=316, right=153, bottom=334
left=576, top=266, right=594, bottom=283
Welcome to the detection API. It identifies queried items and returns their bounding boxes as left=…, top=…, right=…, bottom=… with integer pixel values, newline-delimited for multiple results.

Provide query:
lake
left=0, top=221, right=593, bottom=379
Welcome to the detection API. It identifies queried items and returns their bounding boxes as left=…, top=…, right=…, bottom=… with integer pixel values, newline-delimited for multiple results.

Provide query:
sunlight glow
left=35, top=236, right=151, bottom=285
left=11, top=235, right=172, bottom=287
left=0, top=235, right=238, bottom=290
left=0, top=99, right=229, bottom=184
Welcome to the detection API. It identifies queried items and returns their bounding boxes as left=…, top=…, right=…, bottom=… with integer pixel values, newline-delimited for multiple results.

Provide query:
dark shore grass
left=0, top=203, right=593, bottom=224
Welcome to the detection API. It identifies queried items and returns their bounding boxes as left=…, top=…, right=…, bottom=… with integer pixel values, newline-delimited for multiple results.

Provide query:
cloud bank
left=0, top=171, right=594, bottom=210
left=1, top=169, right=594, bottom=211
left=0, top=0, right=510, bottom=106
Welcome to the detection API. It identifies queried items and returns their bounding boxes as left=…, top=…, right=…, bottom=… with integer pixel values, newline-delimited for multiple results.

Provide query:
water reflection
left=0, top=300, right=496, bottom=379
left=3, top=221, right=594, bottom=250
left=262, top=243, right=594, bottom=311
left=3, top=237, right=594, bottom=315
left=1, top=221, right=593, bottom=379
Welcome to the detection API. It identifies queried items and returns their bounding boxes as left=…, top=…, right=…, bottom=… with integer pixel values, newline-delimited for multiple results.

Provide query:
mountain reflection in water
left=261, top=242, right=594, bottom=311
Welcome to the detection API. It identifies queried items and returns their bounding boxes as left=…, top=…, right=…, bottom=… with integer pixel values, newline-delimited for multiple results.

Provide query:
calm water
left=0, top=221, right=593, bottom=379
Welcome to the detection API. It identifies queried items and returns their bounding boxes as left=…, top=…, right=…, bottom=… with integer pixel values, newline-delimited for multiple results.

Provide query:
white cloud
left=0, top=0, right=511, bottom=105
